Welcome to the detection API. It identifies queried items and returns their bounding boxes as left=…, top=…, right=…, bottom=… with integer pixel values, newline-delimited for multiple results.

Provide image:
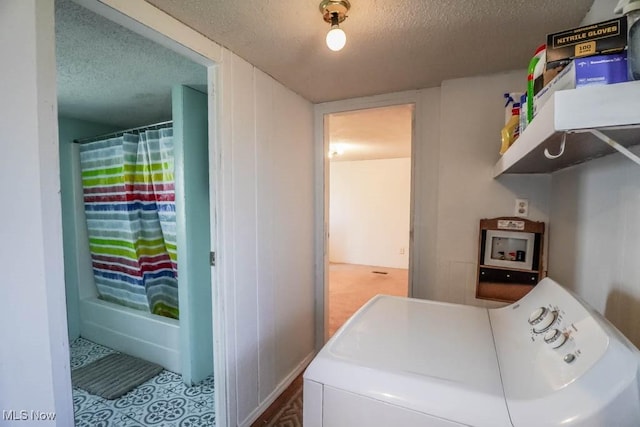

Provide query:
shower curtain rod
left=73, top=120, right=173, bottom=144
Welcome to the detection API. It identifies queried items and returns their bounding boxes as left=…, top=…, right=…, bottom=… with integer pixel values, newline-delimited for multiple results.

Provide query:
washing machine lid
left=305, top=295, right=512, bottom=427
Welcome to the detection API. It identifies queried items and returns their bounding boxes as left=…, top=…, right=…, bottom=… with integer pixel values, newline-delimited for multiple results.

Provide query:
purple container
left=574, top=52, right=629, bottom=87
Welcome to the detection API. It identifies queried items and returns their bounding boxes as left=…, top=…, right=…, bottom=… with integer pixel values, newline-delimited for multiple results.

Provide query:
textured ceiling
left=145, top=0, right=595, bottom=103
left=329, top=104, right=413, bottom=162
left=55, top=0, right=598, bottom=156
left=55, top=0, right=206, bottom=129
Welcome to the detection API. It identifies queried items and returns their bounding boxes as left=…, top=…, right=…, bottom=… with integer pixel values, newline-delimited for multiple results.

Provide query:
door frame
left=62, top=0, right=229, bottom=424
left=313, top=90, right=425, bottom=349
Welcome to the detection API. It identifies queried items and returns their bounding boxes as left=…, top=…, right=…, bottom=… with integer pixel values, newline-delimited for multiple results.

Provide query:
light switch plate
left=515, top=198, right=529, bottom=217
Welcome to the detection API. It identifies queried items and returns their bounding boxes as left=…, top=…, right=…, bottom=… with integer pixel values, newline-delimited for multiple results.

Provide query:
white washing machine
left=303, top=278, right=640, bottom=426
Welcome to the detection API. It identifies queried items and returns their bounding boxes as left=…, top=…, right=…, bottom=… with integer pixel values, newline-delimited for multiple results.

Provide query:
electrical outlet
left=515, top=198, right=529, bottom=217
left=400, top=247, right=405, bottom=255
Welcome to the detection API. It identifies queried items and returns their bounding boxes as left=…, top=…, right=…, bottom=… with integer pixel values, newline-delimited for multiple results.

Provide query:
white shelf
left=494, top=80, right=640, bottom=177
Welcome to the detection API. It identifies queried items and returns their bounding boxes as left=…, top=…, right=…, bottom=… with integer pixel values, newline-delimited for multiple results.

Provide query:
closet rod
left=73, top=120, right=173, bottom=144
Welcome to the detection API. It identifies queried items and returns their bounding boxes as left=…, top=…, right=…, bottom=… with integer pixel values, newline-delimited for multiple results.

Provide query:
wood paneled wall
left=218, top=49, right=316, bottom=426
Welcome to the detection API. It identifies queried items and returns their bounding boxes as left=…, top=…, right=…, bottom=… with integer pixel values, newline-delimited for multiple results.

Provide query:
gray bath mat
left=72, top=353, right=163, bottom=399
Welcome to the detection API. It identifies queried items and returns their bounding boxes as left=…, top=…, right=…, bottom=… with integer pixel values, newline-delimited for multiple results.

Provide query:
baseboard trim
left=240, top=351, right=315, bottom=427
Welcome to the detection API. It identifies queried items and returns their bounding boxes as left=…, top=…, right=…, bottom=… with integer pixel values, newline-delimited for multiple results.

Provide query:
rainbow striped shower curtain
left=79, top=128, right=179, bottom=319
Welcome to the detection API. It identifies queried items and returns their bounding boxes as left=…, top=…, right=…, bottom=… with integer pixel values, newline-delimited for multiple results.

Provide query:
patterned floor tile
left=104, top=386, right=204, bottom=424
left=105, top=384, right=170, bottom=419
left=169, top=375, right=215, bottom=404
left=176, top=409, right=216, bottom=427
left=70, top=338, right=217, bottom=426
left=113, top=415, right=146, bottom=426
left=73, top=387, right=102, bottom=414
left=150, top=370, right=185, bottom=390
left=70, top=337, right=117, bottom=369
left=128, top=396, right=205, bottom=427
left=198, top=393, right=215, bottom=409
left=183, top=400, right=213, bottom=416
left=70, top=337, right=96, bottom=349
left=74, top=401, right=126, bottom=427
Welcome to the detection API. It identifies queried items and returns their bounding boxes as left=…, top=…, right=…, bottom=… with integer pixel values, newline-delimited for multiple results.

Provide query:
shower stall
left=60, top=86, right=212, bottom=385
left=75, top=122, right=180, bottom=369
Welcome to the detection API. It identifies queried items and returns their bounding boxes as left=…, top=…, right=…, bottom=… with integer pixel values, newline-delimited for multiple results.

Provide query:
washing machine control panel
left=489, top=278, right=610, bottom=399
left=525, top=303, right=585, bottom=362
left=489, top=278, right=640, bottom=425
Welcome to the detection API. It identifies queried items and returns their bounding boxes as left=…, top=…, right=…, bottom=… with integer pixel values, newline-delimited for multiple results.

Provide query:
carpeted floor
left=329, top=262, right=408, bottom=336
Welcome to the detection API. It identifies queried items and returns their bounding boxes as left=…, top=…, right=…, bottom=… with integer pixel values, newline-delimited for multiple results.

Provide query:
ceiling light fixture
left=319, top=0, right=350, bottom=52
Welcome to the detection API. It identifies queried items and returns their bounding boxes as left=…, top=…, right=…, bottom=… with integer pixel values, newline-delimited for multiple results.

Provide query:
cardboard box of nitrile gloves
left=546, top=18, right=627, bottom=68
left=533, top=52, right=627, bottom=118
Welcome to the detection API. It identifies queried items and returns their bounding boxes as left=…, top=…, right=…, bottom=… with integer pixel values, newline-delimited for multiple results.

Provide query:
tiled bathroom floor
left=70, top=338, right=215, bottom=426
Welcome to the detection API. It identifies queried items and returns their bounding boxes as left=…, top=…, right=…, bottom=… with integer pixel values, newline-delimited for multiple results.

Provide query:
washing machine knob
left=528, top=307, right=548, bottom=325
left=543, top=328, right=567, bottom=349
left=528, top=307, right=557, bottom=333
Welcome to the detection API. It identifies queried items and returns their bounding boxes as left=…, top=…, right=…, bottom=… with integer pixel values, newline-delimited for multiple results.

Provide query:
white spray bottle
left=615, top=0, right=640, bottom=80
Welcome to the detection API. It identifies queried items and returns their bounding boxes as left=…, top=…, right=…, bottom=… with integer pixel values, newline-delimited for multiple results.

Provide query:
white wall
left=76, top=6, right=316, bottom=425
left=548, top=150, right=640, bottom=347
left=431, top=71, right=551, bottom=306
left=218, top=49, right=316, bottom=426
left=411, top=87, right=442, bottom=301
left=1, top=3, right=316, bottom=427
left=581, top=0, right=617, bottom=25
left=0, top=1, right=73, bottom=425
left=315, top=72, right=552, bottom=344
left=316, top=72, right=552, bottom=326
left=330, top=158, right=411, bottom=269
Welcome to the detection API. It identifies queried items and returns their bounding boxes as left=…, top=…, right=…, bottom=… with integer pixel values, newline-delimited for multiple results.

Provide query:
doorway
left=56, top=0, right=216, bottom=424
left=326, top=104, right=414, bottom=336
